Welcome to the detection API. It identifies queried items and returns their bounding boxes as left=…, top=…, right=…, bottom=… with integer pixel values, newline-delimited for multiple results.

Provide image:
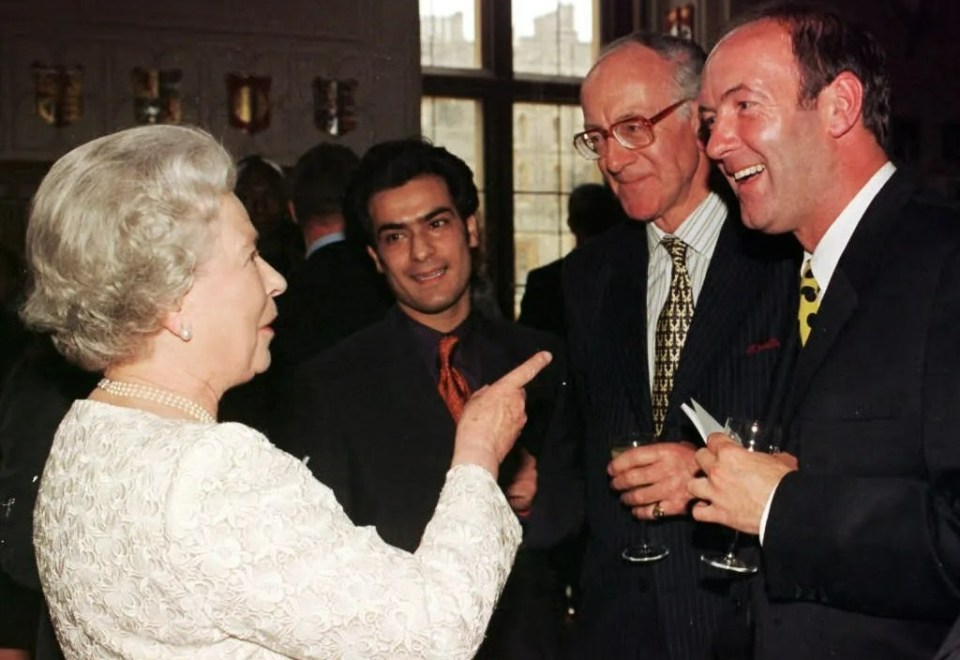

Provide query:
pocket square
left=746, top=338, right=781, bottom=355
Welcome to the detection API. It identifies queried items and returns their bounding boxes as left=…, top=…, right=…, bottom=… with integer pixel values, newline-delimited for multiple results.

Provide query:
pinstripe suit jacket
left=563, top=212, right=798, bottom=660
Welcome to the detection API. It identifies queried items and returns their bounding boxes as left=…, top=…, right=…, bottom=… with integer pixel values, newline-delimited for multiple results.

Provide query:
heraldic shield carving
left=227, top=74, right=271, bottom=134
left=666, top=4, right=695, bottom=41
left=33, top=63, right=83, bottom=127
left=132, top=68, right=183, bottom=125
left=313, top=78, right=358, bottom=136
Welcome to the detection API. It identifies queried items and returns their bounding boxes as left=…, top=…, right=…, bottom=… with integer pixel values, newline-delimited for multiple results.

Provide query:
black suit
left=755, top=171, right=960, bottom=659
left=935, top=617, right=960, bottom=660
left=519, top=257, right=566, bottom=338
left=270, top=306, right=582, bottom=658
left=0, top=337, right=94, bottom=658
left=563, top=214, right=799, bottom=659
left=271, top=238, right=393, bottom=368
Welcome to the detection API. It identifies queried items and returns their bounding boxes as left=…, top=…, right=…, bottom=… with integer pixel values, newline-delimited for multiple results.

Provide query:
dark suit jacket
left=935, top=617, right=960, bottom=660
left=0, top=336, right=94, bottom=658
left=755, top=172, right=960, bottom=660
left=270, top=239, right=393, bottom=368
left=221, top=239, right=393, bottom=429
left=270, top=306, right=583, bottom=659
left=518, top=257, right=565, bottom=338
left=563, top=214, right=799, bottom=660
left=270, top=306, right=580, bottom=552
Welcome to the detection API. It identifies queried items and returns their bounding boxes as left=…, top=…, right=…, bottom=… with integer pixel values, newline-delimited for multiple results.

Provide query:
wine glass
left=699, top=418, right=781, bottom=574
left=611, top=431, right=670, bottom=563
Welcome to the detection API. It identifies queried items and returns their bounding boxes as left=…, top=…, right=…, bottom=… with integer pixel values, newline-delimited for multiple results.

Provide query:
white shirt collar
left=807, top=161, right=896, bottom=295
left=305, top=231, right=345, bottom=258
left=645, top=191, right=727, bottom=256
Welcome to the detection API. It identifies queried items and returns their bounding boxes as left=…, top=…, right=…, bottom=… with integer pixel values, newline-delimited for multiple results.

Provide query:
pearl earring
left=179, top=324, right=192, bottom=342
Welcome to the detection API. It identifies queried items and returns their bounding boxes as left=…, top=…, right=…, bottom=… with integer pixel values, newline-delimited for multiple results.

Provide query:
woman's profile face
left=181, top=194, right=286, bottom=392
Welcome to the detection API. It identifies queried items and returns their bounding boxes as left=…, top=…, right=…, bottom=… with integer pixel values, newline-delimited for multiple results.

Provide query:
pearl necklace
left=97, top=378, right=216, bottom=424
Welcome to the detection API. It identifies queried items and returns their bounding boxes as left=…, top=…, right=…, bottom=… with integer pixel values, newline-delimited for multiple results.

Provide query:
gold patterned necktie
left=652, top=237, right=694, bottom=436
left=798, top=258, right=820, bottom=346
left=437, top=335, right=472, bottom=422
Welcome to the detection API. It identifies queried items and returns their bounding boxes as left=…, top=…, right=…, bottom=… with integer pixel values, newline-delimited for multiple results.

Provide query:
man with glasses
left=563, top=31, right=798, bottom=659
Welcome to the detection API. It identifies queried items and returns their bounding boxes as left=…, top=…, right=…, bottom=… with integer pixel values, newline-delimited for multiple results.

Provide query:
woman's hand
left=451, top=351, right=552, bottom=477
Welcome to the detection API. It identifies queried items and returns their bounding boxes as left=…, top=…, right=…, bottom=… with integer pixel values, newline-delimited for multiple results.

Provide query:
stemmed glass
left=699, top=418, right=781, bottom=574
left=611, top=431, right=670, bottom=563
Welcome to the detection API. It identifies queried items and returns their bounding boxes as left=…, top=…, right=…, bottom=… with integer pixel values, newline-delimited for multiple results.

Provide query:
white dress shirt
left=645, top=191, right=727, bottom=389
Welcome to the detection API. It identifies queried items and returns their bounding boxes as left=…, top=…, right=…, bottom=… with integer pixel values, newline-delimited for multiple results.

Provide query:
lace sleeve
left=166, top=424, right=521, bottom=659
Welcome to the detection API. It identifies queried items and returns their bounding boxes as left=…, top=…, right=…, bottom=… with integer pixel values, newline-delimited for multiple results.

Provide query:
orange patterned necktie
left=437, top=335, right=472, bottom=422
left=652, top=237, right=694, bottom=436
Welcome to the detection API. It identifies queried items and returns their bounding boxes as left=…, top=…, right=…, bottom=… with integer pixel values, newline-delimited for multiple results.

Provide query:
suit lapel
left=781, top=171, right=915, bottom=424
left=380, top=308, right=456, bottom=435
left=783, top=269, right=857, bottom=421
left=472, top=315, right=524, bottom=382
left=602, top=226, right=653, bottom=429
left=667, top=217, right=770, bottom=417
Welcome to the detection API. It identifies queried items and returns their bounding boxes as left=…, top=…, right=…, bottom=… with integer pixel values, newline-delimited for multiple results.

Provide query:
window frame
left=422, top=0, right=634, bottom=316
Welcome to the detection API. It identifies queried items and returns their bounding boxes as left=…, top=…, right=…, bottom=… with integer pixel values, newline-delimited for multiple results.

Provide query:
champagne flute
left=611, top=431, right=670, bottom=563
left=699, top=418, right=781, bottom=574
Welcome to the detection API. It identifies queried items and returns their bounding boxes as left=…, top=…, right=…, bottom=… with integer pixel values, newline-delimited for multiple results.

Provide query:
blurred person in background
left=518, top=182, right=628, bottom=339
left=234, top=155, right=303, bottom=278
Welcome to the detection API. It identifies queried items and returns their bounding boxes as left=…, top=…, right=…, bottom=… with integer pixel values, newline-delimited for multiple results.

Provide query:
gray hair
left=21, top=124, right=235, bottom=371
left=593, top=31, right=707, bottom=106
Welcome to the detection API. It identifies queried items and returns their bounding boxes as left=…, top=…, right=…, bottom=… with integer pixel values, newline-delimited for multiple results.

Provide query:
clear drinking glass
left=611, top=431, right=670, bottom=563
left=699, top=418, right=781, bottom=574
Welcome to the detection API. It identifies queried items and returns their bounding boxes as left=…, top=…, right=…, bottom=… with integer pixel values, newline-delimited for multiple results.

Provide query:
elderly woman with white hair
left=23, top=124, right=550, bottom=659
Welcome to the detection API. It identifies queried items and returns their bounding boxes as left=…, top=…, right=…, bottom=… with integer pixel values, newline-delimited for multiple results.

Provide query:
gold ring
left=652, top=502, right=665, bottom=520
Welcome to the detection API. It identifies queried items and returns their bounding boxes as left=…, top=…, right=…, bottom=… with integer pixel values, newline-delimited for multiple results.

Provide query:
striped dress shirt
left=645, top=191, right=727, bottom=389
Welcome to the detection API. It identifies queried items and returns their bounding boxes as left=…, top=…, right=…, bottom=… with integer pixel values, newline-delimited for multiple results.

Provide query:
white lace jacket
left=34, top=400, right=521, bottom=659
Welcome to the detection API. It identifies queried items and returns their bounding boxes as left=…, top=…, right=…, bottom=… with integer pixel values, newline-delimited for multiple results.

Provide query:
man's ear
left=822, top=71, right=864, bottom=139
left=465, top=214, right=480, bottom=249
left=366, top=244, right=384, bottom=273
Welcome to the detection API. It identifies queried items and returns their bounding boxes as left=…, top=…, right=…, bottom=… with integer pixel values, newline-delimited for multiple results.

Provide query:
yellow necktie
left=798, top=259, right=820, bottom=346
left=652, top=237, right=694, bottom=436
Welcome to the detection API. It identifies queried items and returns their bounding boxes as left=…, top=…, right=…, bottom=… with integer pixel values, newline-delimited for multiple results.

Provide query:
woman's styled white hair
left=21, top=124, right=236, bottom=371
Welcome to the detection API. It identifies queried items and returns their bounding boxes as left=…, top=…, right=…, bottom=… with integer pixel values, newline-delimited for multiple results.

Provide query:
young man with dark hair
left=272, top=138, right=582, bottom=659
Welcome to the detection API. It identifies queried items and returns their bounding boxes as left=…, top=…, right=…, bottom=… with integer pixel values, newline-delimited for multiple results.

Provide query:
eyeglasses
left=572, top=98, right=692, bottom=160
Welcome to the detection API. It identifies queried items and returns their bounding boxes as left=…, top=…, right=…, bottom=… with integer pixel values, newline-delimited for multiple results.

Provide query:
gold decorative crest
left=132, top=68, right=183, bottom=125
left=666, top=4, right=695, bottom=41
left=33, top=63, right=83, bottom=127
left=313, top=78, right=358, bottom=136
left=227, top=74, right=271, bottom=134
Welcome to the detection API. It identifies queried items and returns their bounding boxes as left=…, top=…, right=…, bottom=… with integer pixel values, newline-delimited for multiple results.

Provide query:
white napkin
left=680, top=398, right=727, bottom=442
